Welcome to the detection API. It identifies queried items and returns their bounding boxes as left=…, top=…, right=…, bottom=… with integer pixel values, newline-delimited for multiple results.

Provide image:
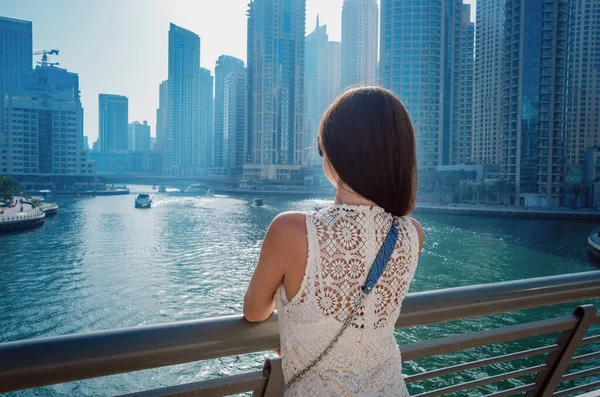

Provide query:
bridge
left=1, top=271, right=599, bottom=396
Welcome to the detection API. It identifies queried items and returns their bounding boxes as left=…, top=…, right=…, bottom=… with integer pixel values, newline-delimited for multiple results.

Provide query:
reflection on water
left=0, top=186, right=598, bottom=396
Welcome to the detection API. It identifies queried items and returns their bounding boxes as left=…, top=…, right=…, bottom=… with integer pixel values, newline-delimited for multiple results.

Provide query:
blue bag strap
left=363, top=220, right=399, bottom=295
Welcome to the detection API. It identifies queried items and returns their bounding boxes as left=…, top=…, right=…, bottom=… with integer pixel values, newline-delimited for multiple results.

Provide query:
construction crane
left=33, top=49, right=60, bottom=67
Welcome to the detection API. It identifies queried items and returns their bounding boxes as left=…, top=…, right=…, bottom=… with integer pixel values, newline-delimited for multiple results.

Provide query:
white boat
left=135, top=194, right=153, bottom=208
left=158, top=186, right=167, bottom=193
left=184, top=184, right=205, bottom=193
left=207, top=189, right=215, bottom=195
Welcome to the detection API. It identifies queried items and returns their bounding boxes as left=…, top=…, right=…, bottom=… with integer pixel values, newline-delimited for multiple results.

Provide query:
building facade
left=128, top=120, right=151, bottom=152
left=327, top=41, right=342, bottom=105
left=1, top=65, right=95, bottom=180
left=341, top=0, right=378, bottom=88
left=198, top=67, right=213, bottom=169
left=223, top=71, right=247, bottom=174
left=214, top=55, right=245, bottom=168
left=568, top=0, right=600, bottom=165
left=501, top=0, right=571, bottom=207
left=156, top=80, right=168, bottom=171
left=472, top=0, right=504, bottom=165
left=167, top=23, right=201, bottom=176
left=380, top=0, right=473, bottom=170
left=88, top=150, right=162, bottom=176
left=246, top=0, right=306, bottom=180
left=0, top=17, right=32, bottom=133
left=98, top=94, right=128, bottom=152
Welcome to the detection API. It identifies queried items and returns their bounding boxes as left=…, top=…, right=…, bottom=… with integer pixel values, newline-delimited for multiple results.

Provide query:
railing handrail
left=0, top=271, right=599, bottom=393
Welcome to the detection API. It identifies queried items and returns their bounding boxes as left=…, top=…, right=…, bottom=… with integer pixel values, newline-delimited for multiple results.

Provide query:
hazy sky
left=1, top=0, right=476, bottom=146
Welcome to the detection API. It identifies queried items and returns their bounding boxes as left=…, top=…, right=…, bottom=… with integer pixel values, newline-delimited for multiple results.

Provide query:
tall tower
left=223, top=70, right=247, bottom=175
left=98, top=94, right=128, bottom=152
left=341, top=0, right=378, bottom=88
left=472, top=0, right=504, bottom=165
left=167, top=23, right=201, bottom=176
left=501, top=0, right=571, bottom=207
left=568, top=0, right=600, bottom=165
left=0, top=17, right=32, bottom=132
left=156, top=80, right=168, bottom=172
left=246, top=0, right=306, bottom=180
left=198, top=67, right=214, bottom=168
left=214, top=55, right=245, bottom=167
left=380, top=0, right=471, bottom=169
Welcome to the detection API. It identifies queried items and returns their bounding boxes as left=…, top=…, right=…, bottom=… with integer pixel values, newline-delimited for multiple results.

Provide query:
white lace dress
left=275, top=204, right=420, bottom=396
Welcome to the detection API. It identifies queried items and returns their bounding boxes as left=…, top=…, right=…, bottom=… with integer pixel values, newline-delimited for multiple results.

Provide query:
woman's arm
left=409, top=217, right=425, bottom=256
left=243, top=211, right=307, bottom=322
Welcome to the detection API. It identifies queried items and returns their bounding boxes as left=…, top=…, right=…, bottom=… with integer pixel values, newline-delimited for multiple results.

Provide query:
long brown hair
left=319, top=86, right=417, bottom=217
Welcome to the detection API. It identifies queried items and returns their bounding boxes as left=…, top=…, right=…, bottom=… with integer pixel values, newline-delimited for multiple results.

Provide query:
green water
left=1, top=186, right=598, bottom=396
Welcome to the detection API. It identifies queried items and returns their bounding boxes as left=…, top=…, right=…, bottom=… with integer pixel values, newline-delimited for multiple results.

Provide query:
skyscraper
left=246, top=0, right=306, bottom=180
left=341, top=0, right=378, bottom=88
left=304, top=18, right=329, bottom=166
left=501, top=0, right=570, bottom=207
left=156, top=80, right=168, bottom=171
left=223, top=71, right=247, bottom=175
left=568, top=0, right=600, bottom=165
left=128, top=121, right=151, bottom=151
left=0, top=17, right=32, bottom=132
left=214, top=55, right=245, bottom=167
left=167, top=23, right=200, bottom=176
left=98, top=94, right=128, bottom=152
left=327, top=41, right=342, bottom=106
left=452, top=3, right=474, bottom=166
left=472, top=0, right=504, bottom=165
left=198, top=67, right=213, bottom=168
left=380, top=0, right=473, bottom=169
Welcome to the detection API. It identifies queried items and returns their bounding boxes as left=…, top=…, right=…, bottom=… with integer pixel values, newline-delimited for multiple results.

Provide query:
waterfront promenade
left=415, top=203, right=600, bottom=220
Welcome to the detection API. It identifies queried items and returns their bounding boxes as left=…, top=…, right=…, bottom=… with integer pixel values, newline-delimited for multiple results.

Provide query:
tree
left=0, top=176, right=20, bottom=204
left=458, top=180, right=471, bottom=203
left=475, top=183, right=487, bottom=206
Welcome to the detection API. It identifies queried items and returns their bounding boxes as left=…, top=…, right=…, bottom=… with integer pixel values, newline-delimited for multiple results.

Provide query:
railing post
left=525, top=305, right=597, bottom=397
left=253, top=357, right=284, bottom=397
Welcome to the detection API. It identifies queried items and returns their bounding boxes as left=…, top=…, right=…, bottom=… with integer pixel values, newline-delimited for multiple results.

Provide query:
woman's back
left=275, top=204, right=420, bottom=396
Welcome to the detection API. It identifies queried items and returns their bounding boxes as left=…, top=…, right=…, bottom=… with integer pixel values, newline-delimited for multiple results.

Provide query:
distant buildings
left=1, top=64, right=95, bottom=179
left=223, top=70, right=247, bottom=175
left=501, top=0, right=570, bottom=207
left=167, top=23, right=201, bottom=176
left=380, top=0, right=474, bottom=170
left=128, top=121, right=151, bottom=152
left=341, top=0, right=378, bottom=88
left=98, top=94, right=128, bottom=152
left=245, top=0, right=306, bottom=180
left=198, top=67, right=214, bottom=169
left=0, top=17, right=32, bottom=132
left=327, top=42, right=342, bottom=106
left=88, top=150, right=162, bottom=176
left=214, top=55, right=245, bottom=168
left=156, top=80, right=168, bottom=169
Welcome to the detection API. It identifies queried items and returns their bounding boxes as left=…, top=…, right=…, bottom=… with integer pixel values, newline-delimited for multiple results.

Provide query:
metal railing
left=1, top=271, right=599, bottom=396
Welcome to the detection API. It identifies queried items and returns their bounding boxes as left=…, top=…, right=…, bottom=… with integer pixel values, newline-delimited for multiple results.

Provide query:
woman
left=244, top=86, right=424, bottom=396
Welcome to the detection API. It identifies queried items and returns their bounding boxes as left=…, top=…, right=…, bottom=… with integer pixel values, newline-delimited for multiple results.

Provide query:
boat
left=158, top=186, right=167, bottom=193
left=589, top=228, right=600, bottom=260
left=152, top=185, right=157, bottom=190
left=184, top=184, right=205, bottom=193
left=135, top=194, right=153, bottom=208
left=206, top=189, right=215, bottom=195
left=253, top=198, right=264, bottom=206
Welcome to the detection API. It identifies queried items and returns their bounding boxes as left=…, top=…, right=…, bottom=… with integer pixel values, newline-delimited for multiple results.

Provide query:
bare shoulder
left=269, top=211, right=307, bottom=236
left=408, top=217, right=425, bottom=254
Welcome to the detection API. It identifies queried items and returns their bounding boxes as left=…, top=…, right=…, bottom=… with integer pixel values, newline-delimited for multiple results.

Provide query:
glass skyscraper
left=341, top=0, right=378, bottom=89
left=246, top=0, right=306, bottom=180
left=380, top=0, right=473, bottom=170
left=501, top=0, right=570, bottom=207
left=98, top=94, right=128, bottom=152
left=198, top=67, right=213, bottom=169
left=167, top=23, right=201, bottom=176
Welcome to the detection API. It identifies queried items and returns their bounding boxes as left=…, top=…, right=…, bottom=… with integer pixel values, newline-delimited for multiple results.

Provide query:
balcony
left=0, top=273, right=599, bottom=397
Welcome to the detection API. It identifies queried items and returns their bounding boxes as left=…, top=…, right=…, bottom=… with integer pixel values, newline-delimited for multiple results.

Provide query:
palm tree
left=0, top=176, right=20, bottom=204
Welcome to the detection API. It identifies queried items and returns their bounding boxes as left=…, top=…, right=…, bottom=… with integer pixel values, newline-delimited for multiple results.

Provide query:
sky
left=1, top=0, right=476, bottom=146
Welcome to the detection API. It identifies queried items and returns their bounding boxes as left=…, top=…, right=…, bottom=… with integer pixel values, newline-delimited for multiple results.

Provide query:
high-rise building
left=0, top=17, right=32, bottom=130
left=452, top=3, right=474, bottom=166
left=472, top=0, right=504, bottom=166
left=214, top=55, right=245, bottom=167
left=304, top=18, right=329, bottom=166
left=341, top=0, right=378, bottom=88
left=128, top=121, right=151, bottom=152
left=198, top=67, right=214, bottom=168
left=568, top=0, right=600, bottom=165
left=245, top=0, right=306, bottom=180
left=501, top=0, right=571, bottom=207
left=380, top=0, right=473, bottom=169
left=156, top=80, right=168, bottom=169
left=98, top=94, right=128, bottom=152
left=223, top=71, right=247, bottom=174
left=1, top=64, right=95, bottom=179
left=167, top=23, right=201, bottom=176
left=327, top=41, right=342, bottom=106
